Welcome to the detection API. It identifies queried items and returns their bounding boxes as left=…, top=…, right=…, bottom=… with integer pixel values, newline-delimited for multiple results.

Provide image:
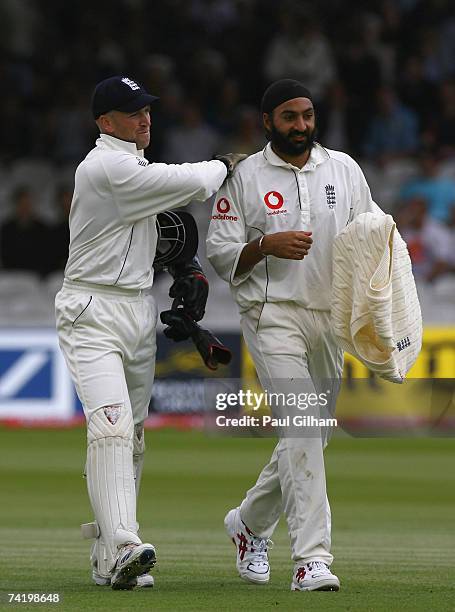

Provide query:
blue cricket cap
left=91, top=75, right=159, bottom=119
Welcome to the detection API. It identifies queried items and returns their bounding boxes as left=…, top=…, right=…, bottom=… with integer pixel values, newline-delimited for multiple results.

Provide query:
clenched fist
left=260, top=231, right=313, bottom=260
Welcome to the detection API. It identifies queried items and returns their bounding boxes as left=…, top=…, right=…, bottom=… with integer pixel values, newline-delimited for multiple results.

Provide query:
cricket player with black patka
left=207, top=79, right=390, bottom=592
left=55, top=75, right=244, bottom=590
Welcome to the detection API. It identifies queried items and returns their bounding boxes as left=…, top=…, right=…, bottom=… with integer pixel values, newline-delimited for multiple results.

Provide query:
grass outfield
left=0, top=428, right=454, bottom=611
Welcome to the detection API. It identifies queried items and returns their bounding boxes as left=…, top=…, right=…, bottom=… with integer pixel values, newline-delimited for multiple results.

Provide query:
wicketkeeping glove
left=214, top=153, right=248, bottom=178
left=160, top=309, right=194, bottom=342
left=160, top=309, right=232, bottom=370
left=168, top=256, right=208, bottom=322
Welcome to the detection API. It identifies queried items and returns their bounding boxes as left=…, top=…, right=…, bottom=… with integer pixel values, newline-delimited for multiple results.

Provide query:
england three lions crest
left=325, top=184, right=336, bottom=209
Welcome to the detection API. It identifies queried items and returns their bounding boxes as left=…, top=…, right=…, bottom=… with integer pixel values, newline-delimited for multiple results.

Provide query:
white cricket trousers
left=239, top=302, right=343, bottom=565
left=55, top=279, right=157, bottom=424
left=55, top=279, right=157, bottom=571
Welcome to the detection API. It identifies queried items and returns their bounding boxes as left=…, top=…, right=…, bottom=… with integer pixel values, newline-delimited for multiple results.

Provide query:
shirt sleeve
left=206, top=175, right=252, bottom=286
left=103, top=153, right=227, bottom=222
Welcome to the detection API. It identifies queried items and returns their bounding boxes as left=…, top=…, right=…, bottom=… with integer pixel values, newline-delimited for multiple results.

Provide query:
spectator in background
left=0, top=95, right=34, bottom=162
left=0, top=186, right=48, bottom=276
left=47, top=80, right=94, bottom=164
left=317, top=81, right=350, bottom=152
left=336, top=26, right=382, bottom=155
left=47, top=184, right=72, bottom=273
left=363, top=86, right=419, bottom=164
left=263, top=2, right=336, bottom=102
left=419, top=26, right=446, bottom=84
left=432, top=80, right=455, bottom=159
left=400, top=151, right=455, bottom=223
left=440, top=15, right=455, bottom=79
left=162, top=102, right=220, bottom=163
left=142, top=53, right=175, bottom=95
left=362, top=10, right=396, bottom=84
left=378, top=0, right=403, bottom=65
left=96, top=33, right=127, bottom=75
left=398, top=56, right=437, bottom=129
left=219, top=105, right=265, bottom=155
left=208, top=78, right=241, bottom=135
left=141, top=54, right=180, bottom=161
left=447, top=205, right=455, bottom=274
left=189, top=0, right=239, bottom=37
left=184, top=48, right=227, bottom=113
left=397, top=196, right=451, bottom=282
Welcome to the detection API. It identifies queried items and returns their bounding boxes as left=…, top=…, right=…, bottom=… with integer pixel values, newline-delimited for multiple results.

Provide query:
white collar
left=96, top=133, right=143, bottom=156
left=263, top=141, right=329, bottom=172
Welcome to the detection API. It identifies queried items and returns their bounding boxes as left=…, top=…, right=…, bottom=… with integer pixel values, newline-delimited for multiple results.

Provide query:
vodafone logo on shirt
left=264, top=191, right=287, bottom=215
left=217, top=198, right=231, bottom=214
left=212, top=197, right=238, bottom=221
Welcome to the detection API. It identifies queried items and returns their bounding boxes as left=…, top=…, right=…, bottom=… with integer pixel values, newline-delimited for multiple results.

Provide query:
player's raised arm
left=104, top=153, right=247, bottom=223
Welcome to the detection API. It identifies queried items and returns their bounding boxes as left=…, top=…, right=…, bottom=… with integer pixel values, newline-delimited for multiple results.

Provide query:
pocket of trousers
left=60, top=294, right=94, bottom=327
left=241, top=302, right=267, bottom=334
left=71, top=295, right=93, bottom=327
left=256, top=302, right=278, bottom=333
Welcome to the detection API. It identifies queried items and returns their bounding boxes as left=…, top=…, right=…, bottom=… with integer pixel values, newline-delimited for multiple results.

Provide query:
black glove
left=160, top=309, right=194, bottom=342
left=214, top=153, right=248, bottom=178
left=168, top=256, right=208, bottom=321
left=160, top=309, right=232, bottom=370
left=192, top=325, right=232, bottom=371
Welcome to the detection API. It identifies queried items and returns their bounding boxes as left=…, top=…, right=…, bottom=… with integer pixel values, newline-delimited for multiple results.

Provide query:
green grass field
left=0, top=428, right=454, bottom=611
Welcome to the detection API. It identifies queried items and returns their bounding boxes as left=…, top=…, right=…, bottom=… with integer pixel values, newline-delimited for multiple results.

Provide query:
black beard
left=268, top=123, right=316, bottom=156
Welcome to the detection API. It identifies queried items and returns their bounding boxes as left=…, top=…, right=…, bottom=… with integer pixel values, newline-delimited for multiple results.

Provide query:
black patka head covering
left=261, top=79, right=313, bottom=114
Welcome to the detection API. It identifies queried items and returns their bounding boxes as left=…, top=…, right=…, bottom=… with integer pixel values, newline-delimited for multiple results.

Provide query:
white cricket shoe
left=111, top=542, right=157, bottom=590
left=291, top=561, right=340, bottom=591
left=224, top=507, right=271, bottom=584
left=92, top=569, right=154, bottom=588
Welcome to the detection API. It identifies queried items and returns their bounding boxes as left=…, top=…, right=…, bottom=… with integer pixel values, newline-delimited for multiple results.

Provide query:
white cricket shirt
left=206, top=142, right=383, bottom=312
left=65, top=134, right=227, bottom=289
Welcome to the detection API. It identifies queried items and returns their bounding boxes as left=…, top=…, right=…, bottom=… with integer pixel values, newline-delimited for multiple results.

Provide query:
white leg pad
left=81, top=521, right=110, bottom=579
left=91, top=536, right=110, bottom=579
left=86, top=405, right=141, bottom=571
left=133, top=422, right=145, bottom=500
left=81, top=521, right=99, bottom=539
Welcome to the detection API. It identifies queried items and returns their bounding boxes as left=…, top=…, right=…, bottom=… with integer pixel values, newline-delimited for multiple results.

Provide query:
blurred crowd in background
left=0, top=0, right=453, bottom=310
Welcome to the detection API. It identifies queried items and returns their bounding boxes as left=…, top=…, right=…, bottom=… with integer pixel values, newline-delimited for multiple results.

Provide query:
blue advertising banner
left=0, top=328, right=242, bottom=422
left=0, top=329, right=74, bottom=421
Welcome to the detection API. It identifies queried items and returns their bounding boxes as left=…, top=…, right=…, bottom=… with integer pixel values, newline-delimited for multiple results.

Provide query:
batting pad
left=133, top=422, right=145, bottom=500
left=86, top=405, right=141, bottom=571
left=80, top=522, right=108, bottom=579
